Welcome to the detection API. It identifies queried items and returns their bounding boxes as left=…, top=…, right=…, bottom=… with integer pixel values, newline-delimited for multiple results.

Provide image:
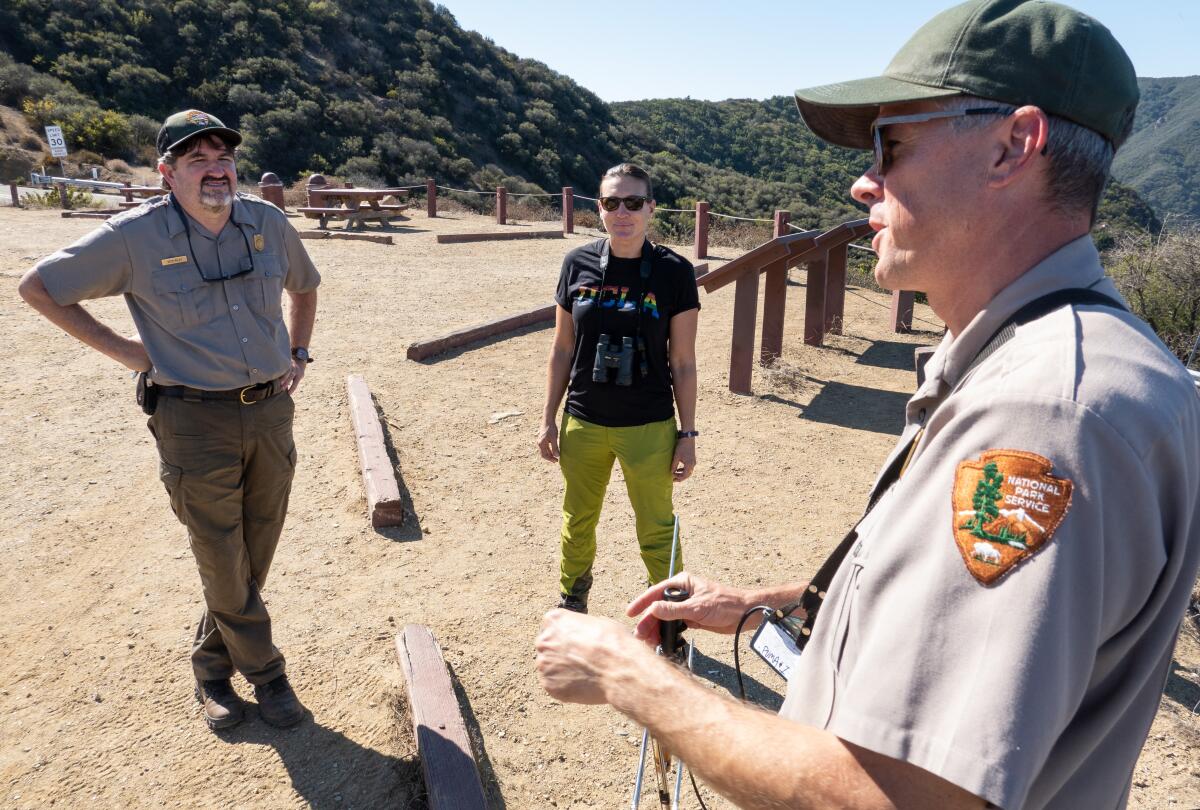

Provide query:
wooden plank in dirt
left=436, top=230, right=564, bottom=244
left=407, top=303, right=556, bottom=361
left=61, top=211, right=118, bottom=219
left=396, top=625, right=488, bottom=810
left=345, top=375, right=404, bottom=528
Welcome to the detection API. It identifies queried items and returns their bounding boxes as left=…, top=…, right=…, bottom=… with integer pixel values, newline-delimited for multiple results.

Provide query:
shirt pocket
left=151, top=266, right=210, bottom=328
left=243, top=254, right=284, bottom=320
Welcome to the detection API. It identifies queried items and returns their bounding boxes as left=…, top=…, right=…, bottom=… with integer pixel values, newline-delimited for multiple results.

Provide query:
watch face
left=293, top=348, right=309, bottom=362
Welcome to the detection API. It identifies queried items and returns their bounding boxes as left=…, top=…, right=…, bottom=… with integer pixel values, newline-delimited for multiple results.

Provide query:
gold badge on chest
left=253, top=234, right=265, bottom=252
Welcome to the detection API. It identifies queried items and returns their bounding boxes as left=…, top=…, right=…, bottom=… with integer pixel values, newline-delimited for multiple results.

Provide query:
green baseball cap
left=794, top=0, right=1139, bottom=150
left=156, top=109, right=242, bottom=156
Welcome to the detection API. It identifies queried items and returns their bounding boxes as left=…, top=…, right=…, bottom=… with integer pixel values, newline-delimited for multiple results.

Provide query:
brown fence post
left=803, top=255, right=828, bottom=346
left=496, top=186, right=507, bottom=225
left=258, top=172, right=286, bottom=210
left=760, top=256, right=788, bottom=365
left=694, top=201, right=709, bottom=260
left=772, top=209, right=790, bottom=239
left=729, top=270, right=760, bottom=394
left=891, top=290, right=914, bottom=332
left=825, top=243, right=848, bottom=334
left=562, top=186, right=574, bottom=234
left=426, top=178, right=437, bottom=218
left=9, top=182, right=20, bottom=208
left=56, top=182, right=71, bottom=210
left=122, top=180, right=134, bottom=204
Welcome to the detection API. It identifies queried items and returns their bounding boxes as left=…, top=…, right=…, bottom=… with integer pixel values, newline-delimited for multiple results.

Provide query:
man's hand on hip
left=283, top=358, right=306, bottom=394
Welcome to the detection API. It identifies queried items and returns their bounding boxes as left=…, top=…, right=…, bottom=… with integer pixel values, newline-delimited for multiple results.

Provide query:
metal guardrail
left=29, top=171, right=128, bottom=191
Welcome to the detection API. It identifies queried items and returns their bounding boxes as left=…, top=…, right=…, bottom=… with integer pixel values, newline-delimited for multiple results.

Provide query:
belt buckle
left=239, top=385, right=259, bottom=405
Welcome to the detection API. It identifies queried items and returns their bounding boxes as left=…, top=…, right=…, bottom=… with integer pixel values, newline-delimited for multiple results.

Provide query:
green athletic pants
left=558, top=413, right=681, bottom=597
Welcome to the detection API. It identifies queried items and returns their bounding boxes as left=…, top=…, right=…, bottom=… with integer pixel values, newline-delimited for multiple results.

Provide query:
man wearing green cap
left=19, top=109, right=321, bottom=731
left=535, top=2, right=1200, bottom=807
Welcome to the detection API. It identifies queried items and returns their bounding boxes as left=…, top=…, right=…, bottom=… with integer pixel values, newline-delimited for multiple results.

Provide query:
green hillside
left=0, top=0, right=1163, bottom=240
left=615, top=95, right=1160, bottom=248
left=1112, top=76, right=1200, bottom=224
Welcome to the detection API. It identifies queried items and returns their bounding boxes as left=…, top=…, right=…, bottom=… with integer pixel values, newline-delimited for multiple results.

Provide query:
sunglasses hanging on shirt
left=169, top=193, right=256, bottom=282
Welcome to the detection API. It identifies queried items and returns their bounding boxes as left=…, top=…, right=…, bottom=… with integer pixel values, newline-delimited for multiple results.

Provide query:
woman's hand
left=538, top=422, right=560, bottom=462
left=672, top=437, right=696, bottom=482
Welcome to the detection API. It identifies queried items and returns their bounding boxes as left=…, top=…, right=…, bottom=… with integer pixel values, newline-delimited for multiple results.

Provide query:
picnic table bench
left=299, top=187, right=411, bottom=230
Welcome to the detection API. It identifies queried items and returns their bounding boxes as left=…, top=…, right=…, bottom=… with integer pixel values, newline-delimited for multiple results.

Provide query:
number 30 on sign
left=45, top=125, right=68, bottom=158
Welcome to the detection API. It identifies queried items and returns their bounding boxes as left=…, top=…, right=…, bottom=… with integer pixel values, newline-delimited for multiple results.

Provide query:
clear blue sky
left=438, top=1, right=1198, bottom=102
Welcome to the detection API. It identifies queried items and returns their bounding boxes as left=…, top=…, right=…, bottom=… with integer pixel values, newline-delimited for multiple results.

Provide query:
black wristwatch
left=676, top=430, right=699, bottom=439
left=291, top=347, right=313, bottom=364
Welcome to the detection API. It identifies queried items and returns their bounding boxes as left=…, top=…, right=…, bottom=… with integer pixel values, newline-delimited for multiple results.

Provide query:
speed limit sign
left=45, top=125, right=68, bottom=158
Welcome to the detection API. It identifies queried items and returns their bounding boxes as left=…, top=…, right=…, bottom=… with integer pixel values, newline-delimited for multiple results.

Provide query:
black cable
left=732, top=606, right=775, bottom=701
left=689, top=767, right=709, bottom=809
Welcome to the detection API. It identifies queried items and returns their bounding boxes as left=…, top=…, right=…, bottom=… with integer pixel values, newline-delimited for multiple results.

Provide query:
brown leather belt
left=156, top=378, right=284, bottom=405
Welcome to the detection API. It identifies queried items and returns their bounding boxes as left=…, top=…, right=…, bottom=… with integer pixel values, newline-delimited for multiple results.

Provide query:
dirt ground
left=0, top=202, right=1196, bottom=809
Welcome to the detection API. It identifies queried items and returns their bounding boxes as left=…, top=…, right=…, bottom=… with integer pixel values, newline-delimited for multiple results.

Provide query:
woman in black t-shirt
left=537, top=163, right=699, bottom=613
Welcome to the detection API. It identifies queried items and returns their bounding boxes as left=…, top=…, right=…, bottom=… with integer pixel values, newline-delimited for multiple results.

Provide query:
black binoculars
left=593, top=333, right=635, bottom=386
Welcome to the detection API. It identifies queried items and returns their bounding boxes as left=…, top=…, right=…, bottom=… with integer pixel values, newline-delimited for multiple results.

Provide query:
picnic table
left=298, top=187, right=410, bottom=230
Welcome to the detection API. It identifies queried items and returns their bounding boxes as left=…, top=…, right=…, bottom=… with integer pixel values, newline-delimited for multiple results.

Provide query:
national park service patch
left=952, top=450, right=1073, bottom=585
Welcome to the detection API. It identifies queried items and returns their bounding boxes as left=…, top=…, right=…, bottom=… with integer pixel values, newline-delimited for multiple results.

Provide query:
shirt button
left=251, top=368, right=258, bottom=374
left=241, top=337, right=249, bottom=343
left=232, top=304, right=240, bottom=311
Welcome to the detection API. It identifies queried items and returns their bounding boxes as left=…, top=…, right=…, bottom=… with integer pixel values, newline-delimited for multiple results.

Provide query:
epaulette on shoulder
left=106, top=194, right=170, bottom=228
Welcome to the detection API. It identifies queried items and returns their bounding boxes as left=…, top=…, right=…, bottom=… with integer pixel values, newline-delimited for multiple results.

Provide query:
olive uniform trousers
left=149, top=391, right=296, bottom=685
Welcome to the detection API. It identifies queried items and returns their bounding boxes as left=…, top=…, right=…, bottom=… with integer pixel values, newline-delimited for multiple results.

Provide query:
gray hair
left=941, top=97, right=1115, bottom=224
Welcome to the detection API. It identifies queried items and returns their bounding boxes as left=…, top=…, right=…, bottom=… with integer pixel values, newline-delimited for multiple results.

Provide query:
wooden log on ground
left=436, top=230, right=564, bottom=244
left=61, top=210, right=118, bottom=219
left=298, top=231, right=329, bottom=241
left=407, top=303, right=556, bottom=361
left=395, top=625, right=488, bottom=810
left=328, top=232, right=393, bottom=244
left=346, top=375, right=405, bottom=528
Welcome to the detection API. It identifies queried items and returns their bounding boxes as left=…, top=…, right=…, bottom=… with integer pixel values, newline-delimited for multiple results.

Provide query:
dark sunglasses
left=599, top=196, right=649, bottom=212
left=870, top=106, right=1009, bottom=175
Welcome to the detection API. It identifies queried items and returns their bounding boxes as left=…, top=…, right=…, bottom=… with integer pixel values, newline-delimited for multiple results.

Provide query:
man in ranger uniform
left=536, top=2, right=1200, bottom=807
left=19, top=110, right=320, bottom=731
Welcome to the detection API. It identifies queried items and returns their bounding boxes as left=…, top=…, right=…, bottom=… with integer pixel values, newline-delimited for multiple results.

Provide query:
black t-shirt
left=554, top=239, right=700, bottom=427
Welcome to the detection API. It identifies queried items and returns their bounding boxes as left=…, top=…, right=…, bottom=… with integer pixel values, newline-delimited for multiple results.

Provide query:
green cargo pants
left=558, top=413, right=681, bottom=598
left=149, top=391, right=296, bottom=685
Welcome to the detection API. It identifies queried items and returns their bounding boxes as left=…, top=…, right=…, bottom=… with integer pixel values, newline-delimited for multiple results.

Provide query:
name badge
left=253, top=234, right=264, bottom=252
left=751, top=617, right=804, bottom=682
left=161, top=255, right=188, bottom=266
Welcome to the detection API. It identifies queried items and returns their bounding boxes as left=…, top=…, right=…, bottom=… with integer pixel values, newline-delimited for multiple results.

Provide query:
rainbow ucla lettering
left=642, top=292, right=659, bottom=319
left=574, top=285, right=600, bottom=306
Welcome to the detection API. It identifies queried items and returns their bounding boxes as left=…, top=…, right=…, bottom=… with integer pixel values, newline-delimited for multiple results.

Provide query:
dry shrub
left=104, top=158, right=132, bottom=175
left=1105, top=223, right=1200, bottom=361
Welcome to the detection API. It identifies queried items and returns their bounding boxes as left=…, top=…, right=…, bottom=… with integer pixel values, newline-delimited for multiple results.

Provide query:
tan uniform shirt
left=779, top=236, right=1200, bottom=809
left=35, top=193, right=320, bottom=389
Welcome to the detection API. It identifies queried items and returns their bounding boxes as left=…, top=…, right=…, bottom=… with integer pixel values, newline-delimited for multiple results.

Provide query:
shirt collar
left=925, top=235, right=1109, bottom=392
left=164, top=192, right=252, bottom=238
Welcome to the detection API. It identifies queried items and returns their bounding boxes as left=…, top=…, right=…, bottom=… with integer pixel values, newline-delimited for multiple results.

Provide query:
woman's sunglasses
left=599, top=196, right=649, bottom=212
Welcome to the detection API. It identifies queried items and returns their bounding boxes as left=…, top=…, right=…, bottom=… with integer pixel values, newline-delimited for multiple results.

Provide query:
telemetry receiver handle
left=660, top=586, right=689, bottom=660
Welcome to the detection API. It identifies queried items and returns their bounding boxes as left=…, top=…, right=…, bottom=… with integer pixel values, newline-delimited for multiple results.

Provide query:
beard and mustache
left=198, top=177, right=234, bottom=211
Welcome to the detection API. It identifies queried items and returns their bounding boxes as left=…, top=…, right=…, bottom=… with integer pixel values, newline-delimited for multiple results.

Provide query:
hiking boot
left=195, top=678, right=245, bottom=730
left=254, top=674, right=306, bottom=728
left=557, top=593, right=588, bottom=614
